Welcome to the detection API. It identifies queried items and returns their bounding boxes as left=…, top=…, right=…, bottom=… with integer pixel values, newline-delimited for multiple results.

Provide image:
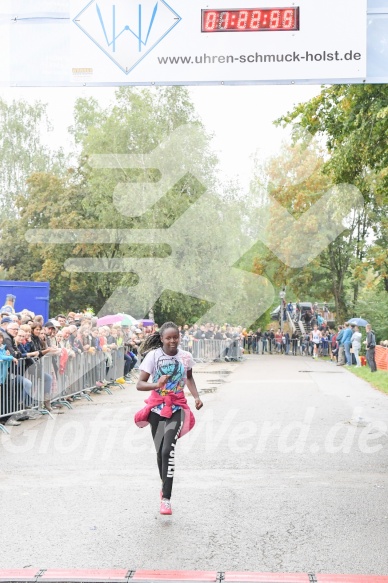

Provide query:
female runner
left=135, top=322, right=203, bottom=515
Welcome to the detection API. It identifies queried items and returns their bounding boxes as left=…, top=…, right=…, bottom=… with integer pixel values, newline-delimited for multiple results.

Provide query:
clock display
left=201, top=7, right=299, bottom=32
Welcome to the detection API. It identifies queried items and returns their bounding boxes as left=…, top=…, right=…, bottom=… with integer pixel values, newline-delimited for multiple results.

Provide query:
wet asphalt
left=0, top=354, right=387, bottom=575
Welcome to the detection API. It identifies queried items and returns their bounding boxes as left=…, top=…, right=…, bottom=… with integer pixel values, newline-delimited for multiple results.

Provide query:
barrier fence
left=375, top=346, right=388, bottom=371
left=180, top=339, right=244, bottom=362
left=0, top=347, right=125, bottom=433
left=182, top=338, right=336, bottom=359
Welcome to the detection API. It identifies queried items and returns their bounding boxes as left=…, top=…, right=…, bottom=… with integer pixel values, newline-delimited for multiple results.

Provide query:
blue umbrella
left=347, top=317, right=369, bottom=327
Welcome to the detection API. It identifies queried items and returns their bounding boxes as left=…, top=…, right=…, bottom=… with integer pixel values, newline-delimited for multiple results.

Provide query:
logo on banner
left=73, top=0, right=181, bottom=74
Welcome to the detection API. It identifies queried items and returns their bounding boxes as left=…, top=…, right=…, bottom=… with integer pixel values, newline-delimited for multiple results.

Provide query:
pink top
left=134, top=390, right=195, bottom=437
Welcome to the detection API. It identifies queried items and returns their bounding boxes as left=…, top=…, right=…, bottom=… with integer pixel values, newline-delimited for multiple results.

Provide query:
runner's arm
left=136, top=370, right=170, bottom=391
left=186, top=369, right=203, bottom=409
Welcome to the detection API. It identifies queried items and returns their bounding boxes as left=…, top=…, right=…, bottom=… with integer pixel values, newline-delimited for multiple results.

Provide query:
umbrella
left=96, top=314, right=123, bottom=326
left=118, top=313, right=138, bottom=326
left=141, top=319, right=154, bottom=327
left=347, top=317, right=369, bottom=327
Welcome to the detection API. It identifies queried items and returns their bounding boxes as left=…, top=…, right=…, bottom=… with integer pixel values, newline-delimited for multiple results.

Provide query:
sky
left=0, top=84, right=322, bottom=187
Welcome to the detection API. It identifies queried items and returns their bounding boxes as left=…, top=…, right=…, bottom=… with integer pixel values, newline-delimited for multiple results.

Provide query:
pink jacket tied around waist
left=134, top=390, right=195, bottom=437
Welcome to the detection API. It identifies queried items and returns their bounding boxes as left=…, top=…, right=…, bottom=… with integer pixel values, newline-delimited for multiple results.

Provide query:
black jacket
left=2, top=331, right=20, bottom=358
left=366, top=330, right=376, bottom=349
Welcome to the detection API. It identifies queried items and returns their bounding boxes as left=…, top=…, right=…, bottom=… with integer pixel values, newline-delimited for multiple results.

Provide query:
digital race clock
left=201, top=7, right=299, bottom=32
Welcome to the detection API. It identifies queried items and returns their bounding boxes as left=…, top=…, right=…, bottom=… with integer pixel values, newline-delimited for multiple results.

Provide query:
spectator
left=1, top=319, right=20, bottom=358
left=300, top=333, right=307, bottom=355
left=33, top=315, right=44, bottom=327
left=321, top=332, right=329, bottom=356
left=0, top=331, right=20, bottom=426
left=351, top=325, right=362, bottom=367
left=261, top=330, right=268, bottom=354
left=304, top=309, right=312, bottom=325
left=29, top=322, right=56, bottom=411
left=365, top=324, right=377, bottom=373
left=1, top=321, right=37, bottom=422
left=68, top=325, right=78, bottom=348
left=56, top=314, right=67, bottom=328
left=73, top=329, right=85, bottom=353
left=14, top=329, right=40, bottom=415
left=342, top=322, right=353, bottom=366
left=284, top=331, right=290, bottom=355
left=291, top=331, right=298, bottom=355
left=336, top=325, right=345, bottom=366
left=254, top=328, right=262, bottom=354
left=205, top=325, right=215, bottom=339
left=0, top=294, right=16, bottom=315
left=275, top=329, right=282, bottom=353
left=44, top=321, right=60, bottom=348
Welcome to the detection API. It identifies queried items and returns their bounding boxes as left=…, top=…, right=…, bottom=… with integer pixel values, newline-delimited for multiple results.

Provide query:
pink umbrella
left=96, top=314, right=123, bottom=326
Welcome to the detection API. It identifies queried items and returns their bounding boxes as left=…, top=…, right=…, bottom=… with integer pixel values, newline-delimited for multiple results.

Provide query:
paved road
left=0, top=355, right=387, bottom=575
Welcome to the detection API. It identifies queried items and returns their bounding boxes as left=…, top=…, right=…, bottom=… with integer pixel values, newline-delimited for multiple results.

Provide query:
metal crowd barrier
left=0, top=358, right=43, bottom=425
left=0, top=346, right=125, bottom=433
left=106, top=347, right=126, bottom=383
left=182, top=339, right=244, bottom=363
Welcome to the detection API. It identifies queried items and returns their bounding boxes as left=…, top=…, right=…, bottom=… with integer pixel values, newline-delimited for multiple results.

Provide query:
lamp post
left=279, top=289, right=286, bottom=332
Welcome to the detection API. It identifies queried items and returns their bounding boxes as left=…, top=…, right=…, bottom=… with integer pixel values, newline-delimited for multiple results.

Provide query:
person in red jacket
left=135, top=321, right=203, bottom=516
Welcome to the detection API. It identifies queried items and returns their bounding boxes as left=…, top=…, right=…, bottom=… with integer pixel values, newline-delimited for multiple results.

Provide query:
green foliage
left=0, top=97, right=66, bottom=218
left=153, top=291, right=213, bottom=327
left=355, top=286, right=388, bottom=342
left=250, top=308, right=272, bottom=332
left=2, top=87, right=252, bottom=323
left=272, top=84, right=388, bottom=319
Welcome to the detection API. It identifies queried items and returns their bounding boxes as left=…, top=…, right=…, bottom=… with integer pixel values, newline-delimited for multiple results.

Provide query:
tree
left=247, top=141, right=351, bottom=313
left=275, top=84, right=388, bottom=319
left=0, top=97, right=65, bottom=218
left=4, top=87, right=267, bottom=322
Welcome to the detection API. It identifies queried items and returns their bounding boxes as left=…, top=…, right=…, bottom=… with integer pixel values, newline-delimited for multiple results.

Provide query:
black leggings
left=148, top=408, right=184, bottom=500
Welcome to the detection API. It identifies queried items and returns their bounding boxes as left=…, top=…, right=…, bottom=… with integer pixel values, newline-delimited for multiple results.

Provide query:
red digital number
left=204, top=11, right=217, bottom=30
left=219, top=11, right=230, bottom=29
left=237, top=10, right=249, bottom=29
left=250, top=10, right=261, bottom=29
left=269, top=9, right=281, bottom=29
left=283, top=9, right=294, bottom=29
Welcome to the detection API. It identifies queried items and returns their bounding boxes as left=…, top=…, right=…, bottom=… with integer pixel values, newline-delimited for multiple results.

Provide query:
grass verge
left=348, top=366, right=388, bottom=395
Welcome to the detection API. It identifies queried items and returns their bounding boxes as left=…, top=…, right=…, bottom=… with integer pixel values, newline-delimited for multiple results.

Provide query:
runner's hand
left=157, top=375, right=170, bottom=388
left=195, top=398, right=203, bottom=410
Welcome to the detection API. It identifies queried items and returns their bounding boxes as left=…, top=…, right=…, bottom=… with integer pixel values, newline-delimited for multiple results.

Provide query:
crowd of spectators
left=278, top=300, right=332, bottom=326
left=0, top=309, right=156, bottom=427
left=243, top=320, right=378, bottom=372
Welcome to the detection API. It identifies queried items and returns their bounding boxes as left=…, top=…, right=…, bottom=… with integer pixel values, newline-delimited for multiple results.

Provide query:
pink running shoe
left=160, top=499, right=172, bottom=515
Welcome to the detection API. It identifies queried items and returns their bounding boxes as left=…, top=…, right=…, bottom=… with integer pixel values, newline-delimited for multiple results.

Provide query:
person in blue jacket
left=342, top=322, right=353, bottom=366
left=0, top=331, right=19, bottom=425
left=0, top=332, right=16, bottom=382
left=336, top=325, right=345, bottom=366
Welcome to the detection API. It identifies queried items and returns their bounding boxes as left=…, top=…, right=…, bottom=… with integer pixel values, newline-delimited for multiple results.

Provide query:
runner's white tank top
left=312, top=331, right=321, bottom=343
